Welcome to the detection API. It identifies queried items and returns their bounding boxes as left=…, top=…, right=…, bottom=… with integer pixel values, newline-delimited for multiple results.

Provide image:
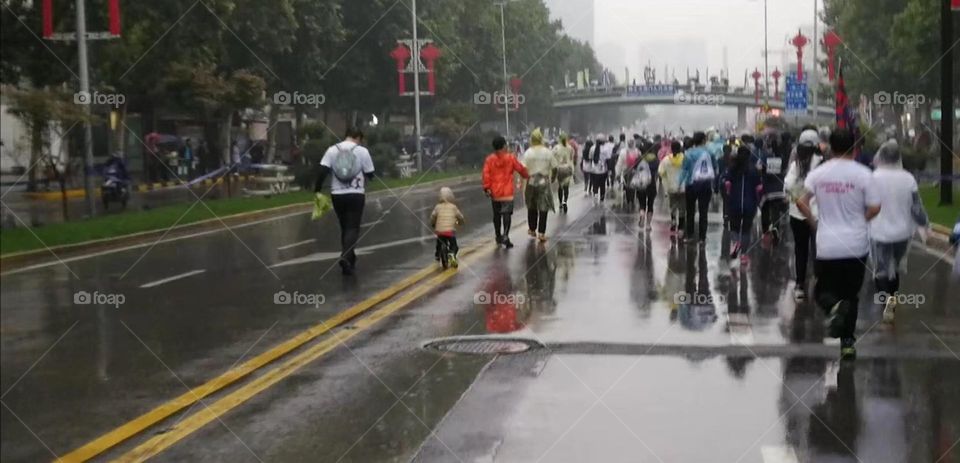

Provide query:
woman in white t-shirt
left=869, top=140, right=929, bottom=322
left=784, top=130, right=823, bottom=302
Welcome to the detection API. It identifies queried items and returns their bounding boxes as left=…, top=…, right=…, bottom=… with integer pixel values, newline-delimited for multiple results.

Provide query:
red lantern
left=751, top=68, right=762, bottom=105
left=790, top=29, right=809, bottom=82
left=772, top=68, right=782, bottom=100
left=419, top=42, right=442, bottom=95
left=823, top=30, right=842, bottom=82
left=389, top=43, right=411, bottom=96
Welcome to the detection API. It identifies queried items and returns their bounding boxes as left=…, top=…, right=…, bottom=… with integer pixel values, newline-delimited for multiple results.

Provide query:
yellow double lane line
left=60, top=240, right=495, bottom=462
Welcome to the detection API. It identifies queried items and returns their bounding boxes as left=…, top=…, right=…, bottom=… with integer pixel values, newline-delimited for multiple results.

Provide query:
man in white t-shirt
left=315, top=127, right=376, bottom=275
left=797, top=127, right=881, bottom=359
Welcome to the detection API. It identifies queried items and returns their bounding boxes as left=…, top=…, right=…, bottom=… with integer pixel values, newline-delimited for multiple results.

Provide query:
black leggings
left=528, top=209, right=548, bottom=234
left=491, top=200, right=513, bottom=240
left=790, top=217, right=815, bottom=286
left=591, top=173, right=607, bottom=200
left=558, top=184, right=569, bottom=204
left=638, top=185, right=656, bottom=213
left=815, top=257, right=866, bottom=339
left=684, top=182, right=712, bottom=240
left=761, top=198, right=787, bottom=233
left=332, top=193, right=365, bottom=267
left=435, top=235, right=459, bottom=258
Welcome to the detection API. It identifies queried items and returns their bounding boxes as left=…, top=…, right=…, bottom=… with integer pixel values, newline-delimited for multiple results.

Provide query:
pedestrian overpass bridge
left=551, top=84, right=834, bottom=129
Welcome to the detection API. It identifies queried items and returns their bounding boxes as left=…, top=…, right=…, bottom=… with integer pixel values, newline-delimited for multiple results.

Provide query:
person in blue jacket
left=678, top=131, right=719, bottom=244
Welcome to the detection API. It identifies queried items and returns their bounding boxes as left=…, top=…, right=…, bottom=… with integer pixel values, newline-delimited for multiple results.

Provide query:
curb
left=924, top=224, right=955, bottom=255
left=20, top=175, right=258, bottom=200
left=0, top=173, right=480, bottom=271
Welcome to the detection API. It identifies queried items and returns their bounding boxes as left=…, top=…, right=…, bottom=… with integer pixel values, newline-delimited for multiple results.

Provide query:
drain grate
left=424, top=337, right=541, bottom=355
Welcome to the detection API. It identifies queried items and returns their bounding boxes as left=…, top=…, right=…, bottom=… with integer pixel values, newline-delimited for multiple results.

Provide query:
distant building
left=543, top=0, right=594, bottom=46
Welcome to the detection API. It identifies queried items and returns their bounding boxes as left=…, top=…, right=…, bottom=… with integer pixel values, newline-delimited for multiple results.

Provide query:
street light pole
left=411, top=0, right=423, bottom=172
left=763, top=0, right=770, bottom=104
left=812, top=0, right=819, bottom=122
left=76, top=0, right=96, bottom=216
left=498, top=1, right=510, bottom=138
left=939, top=0, right=954, bottom=205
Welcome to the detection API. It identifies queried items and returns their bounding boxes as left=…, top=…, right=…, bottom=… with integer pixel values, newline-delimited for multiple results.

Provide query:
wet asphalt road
left=1, top=178, right=959, bottom=462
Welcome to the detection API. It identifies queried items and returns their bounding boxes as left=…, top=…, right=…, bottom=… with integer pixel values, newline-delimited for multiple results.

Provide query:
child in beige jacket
left=431, top=187, right=465, bottom=267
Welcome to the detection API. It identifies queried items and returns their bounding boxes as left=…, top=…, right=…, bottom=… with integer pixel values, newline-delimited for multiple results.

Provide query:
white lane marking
left=277, top=239, right=315, bottom=251
left=761, top=445, right=799, bottom=463
left=139, top=269, right=207, bottom=288
left=269, top=235, right=437, bottom=269
left=2, top=209, right=309, bottom=277
left=360, top=219, right=384, bottom=228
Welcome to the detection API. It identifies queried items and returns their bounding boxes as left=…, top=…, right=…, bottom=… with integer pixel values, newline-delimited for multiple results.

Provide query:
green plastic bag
left=311, top=193, right=333, bottom=220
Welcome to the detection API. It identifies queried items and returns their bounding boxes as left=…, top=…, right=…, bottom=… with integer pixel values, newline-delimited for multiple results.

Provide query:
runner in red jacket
left=482, top=135, right=529, bottom=248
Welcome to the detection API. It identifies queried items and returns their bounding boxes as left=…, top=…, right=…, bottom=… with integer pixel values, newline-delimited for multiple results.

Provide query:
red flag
left=108, top=0, right=121, bottom=36
left=835, top=61, right=849, bottom=129
left=42, top=0, right=53, bottom=38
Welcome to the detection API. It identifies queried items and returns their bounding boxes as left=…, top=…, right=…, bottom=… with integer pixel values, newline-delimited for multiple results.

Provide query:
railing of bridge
left=552, top=84, right=756, bottom=99
left=551, top=84, right=835, bottom=112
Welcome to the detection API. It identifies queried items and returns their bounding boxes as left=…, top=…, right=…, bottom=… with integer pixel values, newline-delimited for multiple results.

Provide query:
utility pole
left=411, top=0, right=423, bottom=172
left=76, top=0, right=96, bottom=216
left=498, top=1, right=510, bottom=138
left=812, top=0, right=819, bottom=123
left=940, top=0, right=955, bottom=205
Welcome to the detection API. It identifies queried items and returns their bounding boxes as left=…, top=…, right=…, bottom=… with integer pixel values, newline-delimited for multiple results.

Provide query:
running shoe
left=502, top=238, right=514, bottom=249
left=840, top=338, right=857, bottom=359
left=448, top=253, right=458, bottom=268
left=528, top=229, right=537, bottom=237
left=826, top=300, right=849, bottom=339
left=882, top=294, right=897, bottom=323
left=538, top=233, right=548, bottom=242
left=729, top=242, right=740, bottom=260
left=793, top=287, right=807, bottom=302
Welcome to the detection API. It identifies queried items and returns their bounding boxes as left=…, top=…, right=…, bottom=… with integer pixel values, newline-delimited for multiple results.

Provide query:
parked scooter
left=100, top=153, right=130, bottom=210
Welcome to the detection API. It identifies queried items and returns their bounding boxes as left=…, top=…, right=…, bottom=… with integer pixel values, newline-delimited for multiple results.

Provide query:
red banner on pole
left=952, top=0, right=960, bottom=11
left=108, top=0, right=121, bottom=36
left=42, top=0, right=53, bottom=38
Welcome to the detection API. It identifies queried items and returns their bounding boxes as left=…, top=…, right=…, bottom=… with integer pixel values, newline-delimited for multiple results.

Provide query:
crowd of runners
left=478, top=124, right=942, bottom=359
left=313, top=124, right=951, bottom=360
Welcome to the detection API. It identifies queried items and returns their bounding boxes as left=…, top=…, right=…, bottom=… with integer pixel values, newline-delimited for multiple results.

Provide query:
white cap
left=798, top=129, right=819, bottom=147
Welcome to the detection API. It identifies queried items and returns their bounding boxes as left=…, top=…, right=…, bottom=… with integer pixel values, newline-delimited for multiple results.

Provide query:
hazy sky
left=552, top=0, right=822, bottom=87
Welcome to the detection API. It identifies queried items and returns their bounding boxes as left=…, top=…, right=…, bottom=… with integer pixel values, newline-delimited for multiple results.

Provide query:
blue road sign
left=785, top=74, right=808, bottom=113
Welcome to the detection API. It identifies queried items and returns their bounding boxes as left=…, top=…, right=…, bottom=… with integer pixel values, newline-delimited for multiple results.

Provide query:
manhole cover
left=424, top=337, right=541, bottom=355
